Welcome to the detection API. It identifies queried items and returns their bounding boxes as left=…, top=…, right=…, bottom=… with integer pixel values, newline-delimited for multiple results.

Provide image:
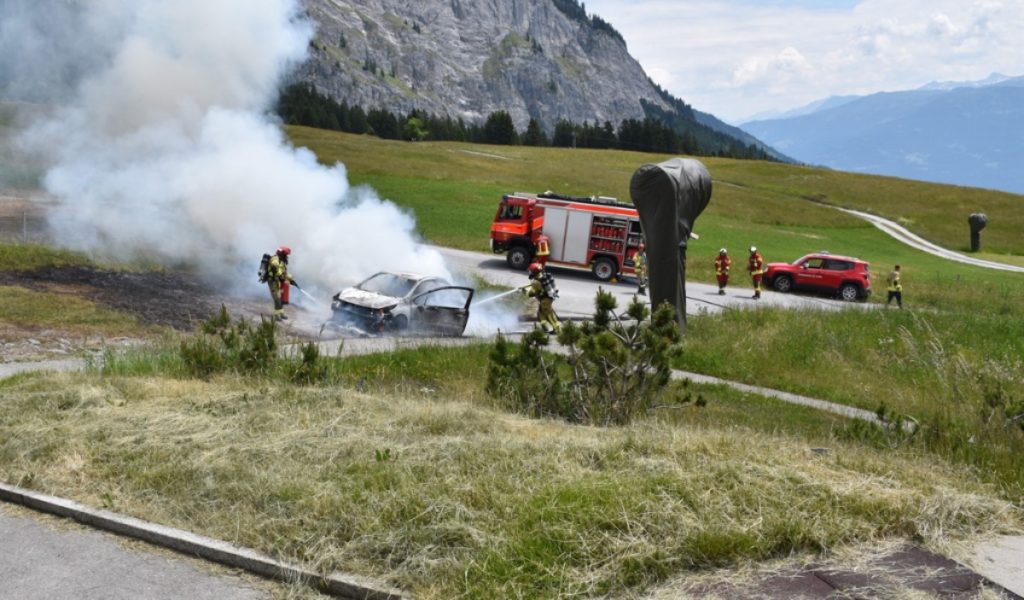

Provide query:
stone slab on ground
left=968, top=535, right=1024, bottom=597
left=680, top=544, right=1021, bottom=599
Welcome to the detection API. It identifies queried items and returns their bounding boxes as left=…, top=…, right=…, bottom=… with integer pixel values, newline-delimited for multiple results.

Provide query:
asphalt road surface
left=0, top=505, right=269, bottom=600
left=438, top=246, right=871, bottom=323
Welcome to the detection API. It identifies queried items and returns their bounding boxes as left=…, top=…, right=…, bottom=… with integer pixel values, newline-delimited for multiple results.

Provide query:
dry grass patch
left=0, top=372, right=1017, bottom=598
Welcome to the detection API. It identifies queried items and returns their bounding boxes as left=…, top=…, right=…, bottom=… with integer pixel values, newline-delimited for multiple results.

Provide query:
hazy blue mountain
left=917, top=72, right=1011, bottom=91
left=739, top=95, right=859, bottom=123
left=694, top=109, right=792, bottom=161
left=741, top=76, right=1024, bottom=194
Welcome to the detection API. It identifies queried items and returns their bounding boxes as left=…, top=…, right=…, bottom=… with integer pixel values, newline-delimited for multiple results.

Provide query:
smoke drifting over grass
left=4, top=0, right=448, bottom=296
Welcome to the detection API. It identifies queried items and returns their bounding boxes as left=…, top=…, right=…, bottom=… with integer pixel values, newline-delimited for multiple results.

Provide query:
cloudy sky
left=583, top=0, right=1024, bottom=123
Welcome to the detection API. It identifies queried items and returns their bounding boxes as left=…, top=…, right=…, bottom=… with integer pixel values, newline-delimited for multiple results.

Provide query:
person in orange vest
left=534, top=234, right=551, bottom=266
left=748, top=246, right=764, bottom=299
left=714, top=248, right=732, bottom=295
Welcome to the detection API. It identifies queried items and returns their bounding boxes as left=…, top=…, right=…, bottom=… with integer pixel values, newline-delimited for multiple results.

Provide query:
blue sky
left=583, top=0, right=1023, bottom=123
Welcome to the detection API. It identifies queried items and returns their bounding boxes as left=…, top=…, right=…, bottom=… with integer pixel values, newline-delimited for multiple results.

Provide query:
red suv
left=763, top=252, right=871, bottom=301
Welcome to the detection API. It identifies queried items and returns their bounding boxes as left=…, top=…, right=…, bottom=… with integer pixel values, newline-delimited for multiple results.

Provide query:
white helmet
left=749, top=246, right=757, bottom=253
left=719, top=248, right=727, bottom=254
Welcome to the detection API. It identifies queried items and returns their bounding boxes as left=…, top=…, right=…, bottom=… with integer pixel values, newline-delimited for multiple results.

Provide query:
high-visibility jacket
left=715, top=255, right=732, bottom=275
left=267, top=255, right=292, bottom=284
left=748, top=252, right=764, bottom=275
left=634, top=251, right=648, bottom=278
left=887, top=270, right=902, bottom=292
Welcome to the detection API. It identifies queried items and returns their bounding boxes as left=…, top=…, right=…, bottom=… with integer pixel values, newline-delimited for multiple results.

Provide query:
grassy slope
left=0, top=356, right=1015, bottom=598
left=287, top=126, right=1024, bottom=259
left=289, top=126, right=1023, bottom=310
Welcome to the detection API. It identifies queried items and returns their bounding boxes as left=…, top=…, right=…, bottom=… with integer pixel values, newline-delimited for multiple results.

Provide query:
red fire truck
left=489, top=191, right=644, bottom=281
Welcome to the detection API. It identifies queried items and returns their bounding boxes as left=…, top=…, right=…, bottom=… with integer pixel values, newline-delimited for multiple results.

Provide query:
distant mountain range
left=740, top=74, right=1024, bottom=195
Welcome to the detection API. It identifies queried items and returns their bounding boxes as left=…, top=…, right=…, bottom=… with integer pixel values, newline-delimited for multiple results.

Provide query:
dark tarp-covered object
left=629, top=158, right=712, bottom=332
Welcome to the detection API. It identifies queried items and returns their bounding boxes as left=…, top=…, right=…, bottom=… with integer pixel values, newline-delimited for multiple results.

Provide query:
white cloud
left=584, top=0, right=1024, bottom=122
left=730, top=46, right=813, bottom=88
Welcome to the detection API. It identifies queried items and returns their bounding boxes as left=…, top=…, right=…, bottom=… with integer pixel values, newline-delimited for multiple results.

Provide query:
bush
left=488, top=290, right=684, bottom=425
left=178, top=305, right=333, bottom=382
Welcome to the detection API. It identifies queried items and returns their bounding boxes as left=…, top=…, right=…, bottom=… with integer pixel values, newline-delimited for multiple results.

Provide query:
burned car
left=330, top=272, right=474, bottom=336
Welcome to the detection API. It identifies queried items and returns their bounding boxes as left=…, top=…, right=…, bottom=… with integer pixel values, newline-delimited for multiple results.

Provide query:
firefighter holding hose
left=263, top=246, right=299, bottom=321
left=522, top=262, right=560, bottom=334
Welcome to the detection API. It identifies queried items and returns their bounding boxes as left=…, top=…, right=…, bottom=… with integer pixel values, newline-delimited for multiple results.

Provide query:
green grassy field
left=287, top=126, right=1024, bottom=258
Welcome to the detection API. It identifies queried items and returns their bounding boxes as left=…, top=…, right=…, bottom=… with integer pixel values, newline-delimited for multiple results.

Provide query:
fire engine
left=489, top=191, right=644, bottom=281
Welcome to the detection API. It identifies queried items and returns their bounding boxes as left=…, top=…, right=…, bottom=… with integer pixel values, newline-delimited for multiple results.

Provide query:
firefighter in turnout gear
left=886, top=264, right=903, bottom=309
left=714, top=248, right=732, bottom=295
left=266, top=246, right=299, bottom=321
left=748, top=246, right=764, bottom=299
left=522, top=262, right=560, bottom=334
left=634, top=242, right=648, bottom=296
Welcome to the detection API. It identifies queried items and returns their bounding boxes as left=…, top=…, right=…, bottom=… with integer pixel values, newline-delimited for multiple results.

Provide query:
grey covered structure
left=968, top=213, right=988, bottom=252
left=629, top=158, right=712, bottom=333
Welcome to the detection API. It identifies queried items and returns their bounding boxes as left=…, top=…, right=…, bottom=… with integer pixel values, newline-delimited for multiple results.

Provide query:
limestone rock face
left=296, top=0, right=680, bottom=131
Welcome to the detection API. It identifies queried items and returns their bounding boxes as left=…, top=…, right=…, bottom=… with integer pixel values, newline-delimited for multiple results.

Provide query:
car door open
left=409, top=286, right=475, bottom=336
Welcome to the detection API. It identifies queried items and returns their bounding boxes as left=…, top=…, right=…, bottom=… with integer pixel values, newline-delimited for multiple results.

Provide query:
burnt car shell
left=331, top=272, right=474, bottom=336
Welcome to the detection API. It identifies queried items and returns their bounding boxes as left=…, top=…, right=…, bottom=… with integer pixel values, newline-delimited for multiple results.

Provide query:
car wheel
left=592, top=257, right=617, bottom=281
left=507, top=246, right=532, bottom=270
left=839, top=283, right=860, bottom=302
left=773, top=275, right=793, bottom=293
left=390, top=314, right=408, bottom=331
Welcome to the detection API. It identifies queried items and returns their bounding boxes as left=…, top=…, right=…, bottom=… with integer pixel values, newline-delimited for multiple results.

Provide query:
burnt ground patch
left=0, top=266, right=225, bottom=330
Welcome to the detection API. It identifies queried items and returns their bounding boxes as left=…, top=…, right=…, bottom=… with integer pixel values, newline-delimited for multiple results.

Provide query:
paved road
left=437, top=246, right=869, bottom=324
left=0, top=505, right=270, bottom=600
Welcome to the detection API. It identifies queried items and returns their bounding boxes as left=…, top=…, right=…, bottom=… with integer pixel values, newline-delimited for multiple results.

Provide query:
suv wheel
left=773, top=275, right=793, bottom=293
left=839, top=283, right=860, bottom=302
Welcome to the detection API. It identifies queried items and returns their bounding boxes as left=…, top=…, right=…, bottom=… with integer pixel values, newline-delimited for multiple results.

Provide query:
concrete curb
left=0, top=482, right=406, bottom=600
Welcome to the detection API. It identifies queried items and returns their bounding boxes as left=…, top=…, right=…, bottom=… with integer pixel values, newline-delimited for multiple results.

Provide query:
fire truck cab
left=489, top=191, right=644, bottom=281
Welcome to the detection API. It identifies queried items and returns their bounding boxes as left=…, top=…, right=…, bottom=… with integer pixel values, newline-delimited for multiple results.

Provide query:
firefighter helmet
left=749, top=246, right=757, bottom=254
left=277, top=246, right=291, bottom=257
left=528, top=262, right=543, bottom=275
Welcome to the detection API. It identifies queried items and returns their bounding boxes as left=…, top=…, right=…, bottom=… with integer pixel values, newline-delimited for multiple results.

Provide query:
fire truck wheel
left=592, top=257, right=617, bottom=281
left=507, top=246, right=532, bottom=270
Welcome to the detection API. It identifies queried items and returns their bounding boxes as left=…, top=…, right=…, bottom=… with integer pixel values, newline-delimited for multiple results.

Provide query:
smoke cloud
left=5, top=0, right=449, bottom=296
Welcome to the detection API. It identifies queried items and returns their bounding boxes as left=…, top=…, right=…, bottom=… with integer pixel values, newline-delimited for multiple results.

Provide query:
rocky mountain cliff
left=295, top=0, right=761, bottom=151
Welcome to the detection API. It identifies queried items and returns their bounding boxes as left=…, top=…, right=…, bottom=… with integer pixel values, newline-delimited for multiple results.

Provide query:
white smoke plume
left=7, top=0, right=449, bottom=297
